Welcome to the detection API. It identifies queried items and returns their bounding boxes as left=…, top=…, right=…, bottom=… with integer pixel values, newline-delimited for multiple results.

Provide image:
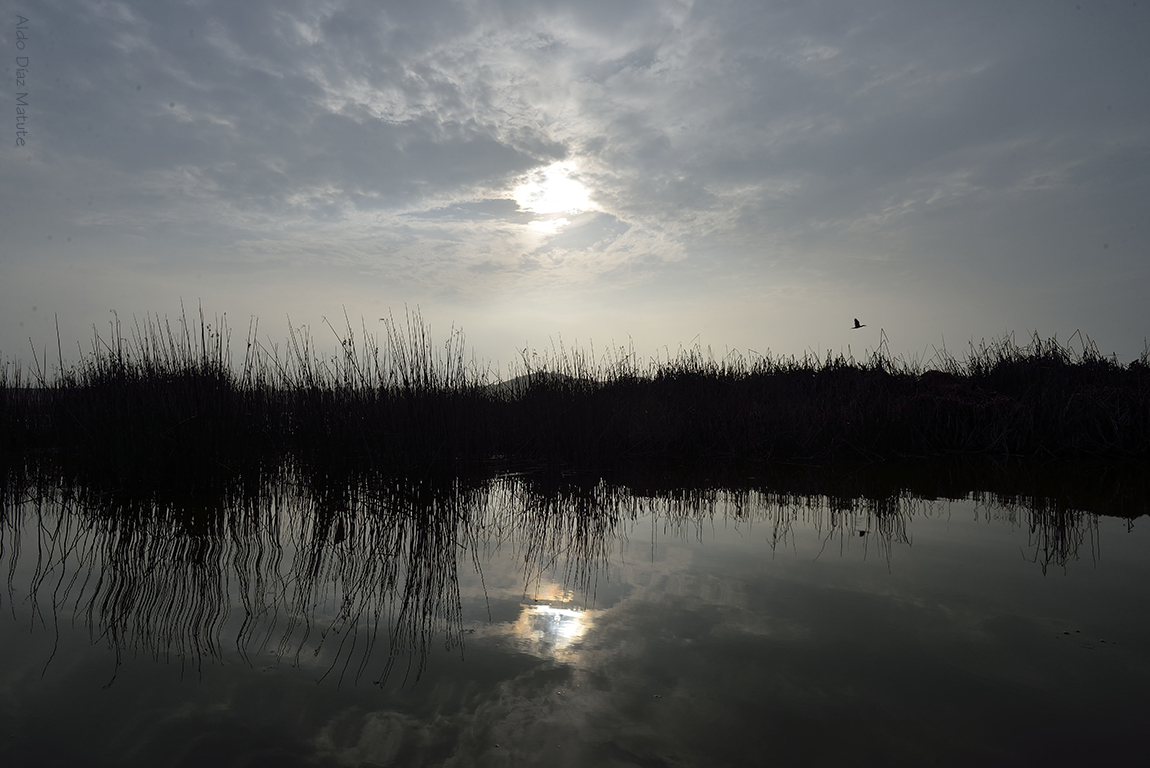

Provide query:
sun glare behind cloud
left=513, top=162, right=594, bottom=219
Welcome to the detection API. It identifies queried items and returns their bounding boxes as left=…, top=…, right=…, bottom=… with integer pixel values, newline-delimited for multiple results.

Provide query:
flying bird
left=853, top=318, right=866, bottom=329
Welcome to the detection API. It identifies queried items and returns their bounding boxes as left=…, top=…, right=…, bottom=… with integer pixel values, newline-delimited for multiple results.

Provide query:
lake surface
left=1, top=477, right=1147, bottom=766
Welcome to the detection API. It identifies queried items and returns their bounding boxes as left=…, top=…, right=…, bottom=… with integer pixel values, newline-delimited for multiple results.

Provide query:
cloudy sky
left=2, top=0, right=1148, bottom=370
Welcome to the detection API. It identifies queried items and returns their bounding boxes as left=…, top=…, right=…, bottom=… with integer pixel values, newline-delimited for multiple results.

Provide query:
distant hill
left=483, top=371, right=583, bottom=400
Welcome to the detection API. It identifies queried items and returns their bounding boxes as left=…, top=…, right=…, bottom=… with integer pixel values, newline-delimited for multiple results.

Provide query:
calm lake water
left=1, top=477, right=1147, bottom=766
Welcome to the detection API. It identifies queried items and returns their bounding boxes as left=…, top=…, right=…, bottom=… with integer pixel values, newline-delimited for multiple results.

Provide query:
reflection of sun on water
left=518, top=605, right=589, bottom=648
left=514, top=161, right=594, bottom=233
left=508, top=583, right=596, bottom=659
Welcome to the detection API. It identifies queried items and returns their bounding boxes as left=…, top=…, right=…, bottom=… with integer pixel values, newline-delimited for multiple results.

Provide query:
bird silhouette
left=853, top=318, right=866, bottom=329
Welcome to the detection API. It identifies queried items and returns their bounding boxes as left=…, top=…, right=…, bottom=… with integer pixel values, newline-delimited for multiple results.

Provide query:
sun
left=513, top=161, right=594, bottom=217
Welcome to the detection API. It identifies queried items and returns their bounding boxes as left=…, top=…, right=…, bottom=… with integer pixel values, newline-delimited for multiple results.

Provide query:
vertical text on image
left=15, top=15, right=30, bottom=147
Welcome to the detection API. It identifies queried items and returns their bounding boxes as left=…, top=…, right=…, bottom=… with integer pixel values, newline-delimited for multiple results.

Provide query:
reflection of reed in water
left=0, top=471, right=1110, bottom=685
left=969, top=492, right=1101, bottom=576
left=0, top=474, right=483, bottom=686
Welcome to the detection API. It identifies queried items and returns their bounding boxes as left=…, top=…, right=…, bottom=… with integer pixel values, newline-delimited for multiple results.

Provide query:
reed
left=2, top=312, right=1148, bottom=494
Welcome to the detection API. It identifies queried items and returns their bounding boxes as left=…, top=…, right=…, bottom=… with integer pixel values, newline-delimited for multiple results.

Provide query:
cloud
left=3, top=0, right=1149, bottom=362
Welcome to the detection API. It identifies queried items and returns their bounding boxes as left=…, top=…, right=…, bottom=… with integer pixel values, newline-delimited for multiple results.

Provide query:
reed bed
left=1, top=311, right=1148, bottom=494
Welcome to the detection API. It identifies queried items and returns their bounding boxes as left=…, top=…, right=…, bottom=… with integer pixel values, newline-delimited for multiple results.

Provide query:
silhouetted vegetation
left=2, top=310, right=1148, bottom=494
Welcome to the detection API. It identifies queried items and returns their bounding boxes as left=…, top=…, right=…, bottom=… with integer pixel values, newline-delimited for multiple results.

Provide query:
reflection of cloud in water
left=3, top=473, right=1148, bottom=766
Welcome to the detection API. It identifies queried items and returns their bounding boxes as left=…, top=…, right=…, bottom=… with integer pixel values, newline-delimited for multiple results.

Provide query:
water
left=1, top=478, right=1146, bottom=766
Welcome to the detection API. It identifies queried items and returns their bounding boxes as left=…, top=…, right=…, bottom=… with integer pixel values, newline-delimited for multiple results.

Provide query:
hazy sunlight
left=513, top=162, right=594, bottom=228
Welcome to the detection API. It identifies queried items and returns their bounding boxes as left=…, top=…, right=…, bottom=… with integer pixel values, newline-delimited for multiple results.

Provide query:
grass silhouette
left=2, top=309, right=1148, bottom=495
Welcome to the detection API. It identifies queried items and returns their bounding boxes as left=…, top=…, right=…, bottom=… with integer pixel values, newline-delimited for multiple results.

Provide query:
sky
left=2, top=0, right=1148, bottom=373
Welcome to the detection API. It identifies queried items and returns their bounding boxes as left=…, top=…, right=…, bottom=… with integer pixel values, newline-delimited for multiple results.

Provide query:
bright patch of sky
left=515, top=162, right=595, bottom=216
